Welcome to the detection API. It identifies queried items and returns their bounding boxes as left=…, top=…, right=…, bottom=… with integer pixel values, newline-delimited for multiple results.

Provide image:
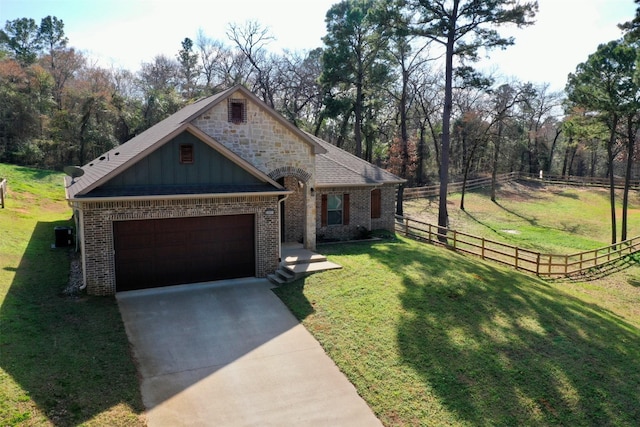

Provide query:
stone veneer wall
left=193, top=94, right=317, bottom=249
left=315, top=185, right=397, bottom=241
left=80, top=195, right=279, bottom=295
left=193, top=96, right=315, bottom=178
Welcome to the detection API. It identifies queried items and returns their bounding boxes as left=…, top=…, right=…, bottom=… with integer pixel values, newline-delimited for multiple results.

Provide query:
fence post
left=536, top=253, right=540, bottom=276
left=565, top=255, right=569, bottom=275
left=481, top=238, right=485, bottom=260
left=515, top=247, right=519, bottom=270
left=579, top=252, right=583, bottom=272
left=453, top=230, right=457, bottom=249
left=428, top=223, right=432, bottom=243
left=404, top=217, right=409, bottom=237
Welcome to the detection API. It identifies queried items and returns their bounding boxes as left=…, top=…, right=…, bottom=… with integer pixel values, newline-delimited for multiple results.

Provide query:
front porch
left=268, top=243, right=342, bottom=286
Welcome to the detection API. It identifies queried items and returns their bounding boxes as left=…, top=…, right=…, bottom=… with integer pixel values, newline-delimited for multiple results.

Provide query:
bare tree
left=226, top=20, right=277, bottom=106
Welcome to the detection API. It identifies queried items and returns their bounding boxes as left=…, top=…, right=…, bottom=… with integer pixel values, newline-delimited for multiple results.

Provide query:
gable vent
left=228, top=98, right=247, bottom=124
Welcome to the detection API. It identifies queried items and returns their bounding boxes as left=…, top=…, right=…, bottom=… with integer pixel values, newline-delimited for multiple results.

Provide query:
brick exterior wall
left=79, top=195, right=279, bottom=295
left=282, top=176, right=305, bottom=243
left=371, top=185, right=397, bottom=232
left=315, top=184, right=397, bottom=241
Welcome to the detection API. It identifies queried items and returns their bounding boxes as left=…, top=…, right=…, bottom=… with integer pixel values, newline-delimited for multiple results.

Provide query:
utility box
left=54, top=226, right=73, bottom=248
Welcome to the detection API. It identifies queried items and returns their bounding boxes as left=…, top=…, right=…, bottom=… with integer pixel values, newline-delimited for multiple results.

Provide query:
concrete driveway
left=116, top=278, right=382, bottom=427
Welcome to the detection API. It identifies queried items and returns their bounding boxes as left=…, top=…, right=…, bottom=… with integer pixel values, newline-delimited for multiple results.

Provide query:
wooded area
left=1, top=0, right=640, bottom=243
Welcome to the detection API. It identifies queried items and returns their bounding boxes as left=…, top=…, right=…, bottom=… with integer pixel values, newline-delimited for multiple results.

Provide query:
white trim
left=68, top=190, right=292, bottom=203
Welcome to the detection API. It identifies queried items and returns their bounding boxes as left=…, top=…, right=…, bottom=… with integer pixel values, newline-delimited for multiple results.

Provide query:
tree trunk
left=547, top=128, right=561, bottom=174
left=491, top=122, right=503, bottom=203
left=607, top=116, right=618, bottom=245
left=417, top=126, right=426, bottom=185
left=354, top=80, right=363, bottom=158
left=396, top=184, right=404, bottom=216
left=622, top=115, right=636, bottom=241
left=437, top=26, right=455, bottom=243
left=460, top=141, right=479, bottom=211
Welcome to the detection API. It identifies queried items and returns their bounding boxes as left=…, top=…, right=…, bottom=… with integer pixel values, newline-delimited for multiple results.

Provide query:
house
left=65, top=85, right=405, bottom=295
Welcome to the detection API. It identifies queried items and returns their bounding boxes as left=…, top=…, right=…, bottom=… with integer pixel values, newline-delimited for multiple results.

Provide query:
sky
left=0, top=0, right=637, bottom=92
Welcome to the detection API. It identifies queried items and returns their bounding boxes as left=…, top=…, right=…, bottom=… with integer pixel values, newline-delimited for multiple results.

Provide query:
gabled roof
left=308, top=133, right=406, bottom=187
left=65, top=122, right=285, bottom=200
left=64, top=84, right=403, bottom=201
left=65, top=85, right=323, bottom=199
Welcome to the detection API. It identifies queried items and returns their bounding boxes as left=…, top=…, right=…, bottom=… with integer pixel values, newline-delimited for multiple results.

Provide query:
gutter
left=67, top=190, right=293, bottom=203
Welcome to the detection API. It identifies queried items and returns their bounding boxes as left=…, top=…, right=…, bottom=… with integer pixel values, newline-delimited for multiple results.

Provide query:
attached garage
left=113, top=214, right=256, bottom=292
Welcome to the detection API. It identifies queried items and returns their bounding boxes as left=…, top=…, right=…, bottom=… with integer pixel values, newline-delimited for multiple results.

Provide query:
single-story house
left=65, top=85, right=404, bottom=295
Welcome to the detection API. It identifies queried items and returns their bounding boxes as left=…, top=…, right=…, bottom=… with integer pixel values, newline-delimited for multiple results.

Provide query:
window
left=371, top=189, right=381, bottom=219
left=327, top=194, right=343, bottom=225
left=228, top=98, right=246, bottom=123
left=180, top=144, right=194, bottom=164
left=321, top=194, right=350, bottom=226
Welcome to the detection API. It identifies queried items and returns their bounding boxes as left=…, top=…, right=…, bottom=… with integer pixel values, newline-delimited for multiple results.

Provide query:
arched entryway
left=268, top=167, right=315, bottom=250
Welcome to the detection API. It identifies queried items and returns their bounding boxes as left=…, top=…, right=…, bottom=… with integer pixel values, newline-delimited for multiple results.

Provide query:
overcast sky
left=1, top=0, right=637, bottom=92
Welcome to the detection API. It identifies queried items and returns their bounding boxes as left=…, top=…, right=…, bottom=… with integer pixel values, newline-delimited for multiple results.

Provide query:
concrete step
left=283, top=249, right=327, bottom=265
left=284, top=260, right=342, bottom=275
left=271, top=246, right=343, bottom=286
left=276, top=268, right=295, bottom=281
left=267, top=273, right=287, bottom=286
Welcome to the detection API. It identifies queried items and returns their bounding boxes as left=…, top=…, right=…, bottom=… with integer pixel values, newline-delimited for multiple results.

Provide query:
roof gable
left=65, top=85, right=325, bottom=200
left=66, top=124, right=284, bottom=199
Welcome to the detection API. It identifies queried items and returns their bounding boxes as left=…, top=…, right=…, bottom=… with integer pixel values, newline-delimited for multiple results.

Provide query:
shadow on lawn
left=370, top=241, right=640, bottom=426
left=283, top=239, right=640, bottom=426
left=0, top=220, right=144, bottom=426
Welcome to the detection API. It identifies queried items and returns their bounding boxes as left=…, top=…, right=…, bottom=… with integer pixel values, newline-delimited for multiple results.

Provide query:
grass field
left=2, top=163, right=639, bottom=426
left=403, top=180, right=640, bottom=254
left=275, top=181, right=640, bottom=426
left=0, top=163, right=145, bottom=427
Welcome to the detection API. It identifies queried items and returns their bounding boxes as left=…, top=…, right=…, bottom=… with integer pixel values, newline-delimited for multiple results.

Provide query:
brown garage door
left=113, top=215, right=255, bottom=292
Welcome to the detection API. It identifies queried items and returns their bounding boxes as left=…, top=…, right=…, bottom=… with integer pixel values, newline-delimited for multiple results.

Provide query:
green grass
left=0, top=163, right=145, bottom=427
left=3, top=165, right=639, bottom=426
left=275, top=238, right=640, bottom=426
left=404, top=181, right=640, bottom=254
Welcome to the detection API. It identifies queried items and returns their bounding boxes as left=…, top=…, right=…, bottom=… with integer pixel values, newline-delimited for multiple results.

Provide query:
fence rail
left=395, top=215, right=640, bottom=278
left=403, top=173, right=518, bottom=200
left=0, top=178, right=6, bottom=209
left=402, top=172, right=640, bottom=200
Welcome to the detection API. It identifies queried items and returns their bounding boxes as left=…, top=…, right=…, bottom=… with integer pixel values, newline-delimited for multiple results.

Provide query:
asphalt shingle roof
left=64, top=86, right=404, bottom=200
left=310, top=133, right=405, bottom=187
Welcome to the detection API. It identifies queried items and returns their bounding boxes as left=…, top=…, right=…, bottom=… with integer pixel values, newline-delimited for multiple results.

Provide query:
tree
left=176, top=37, right=201, bottom=99
left=137, top=55, right=183, bottom=129
left=273, top=48, right=324, bottom=128
left=321, top=0, right=392, bottom=159
left=383, top=1, right=432, bottom=215
left=195, top=30, right=233, bottom=93
left=38, top=16, right=70, bottom=108
left=566, top=39, right=640, bottom=244
left=0, top=18, right=41, bottom=66
left=227, top=20, right=277, bottom=106
left=404, top=0, right=537, bottom=241
left=38, top=15, right=68, bottom=68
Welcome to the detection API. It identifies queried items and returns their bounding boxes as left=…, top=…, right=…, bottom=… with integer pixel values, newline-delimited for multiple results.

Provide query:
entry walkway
left=117, top=278, right=382, bottom=427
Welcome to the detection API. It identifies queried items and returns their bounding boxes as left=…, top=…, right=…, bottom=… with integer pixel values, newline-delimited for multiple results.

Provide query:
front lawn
left=274, top=237, right=640, bottom=426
